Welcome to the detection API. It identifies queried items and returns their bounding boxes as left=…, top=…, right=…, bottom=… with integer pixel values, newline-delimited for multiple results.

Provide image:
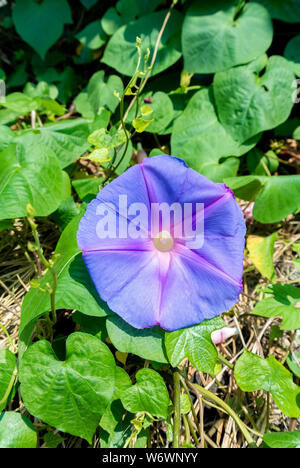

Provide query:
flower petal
left=158, top=245, right=242, bottom=330
left=82, top=250, right=161, bottom=329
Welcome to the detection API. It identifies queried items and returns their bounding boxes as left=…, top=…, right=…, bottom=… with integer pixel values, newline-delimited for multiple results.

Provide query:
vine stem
left=122, top=0, right=177, bottom=124
left=27, top=209, right=57, bottom=325
left=0, top=322, right=14, bottom=349
left=218, top=352, right=235, bottom=370
left=180, top=373, right=256, bottom=447
left=172, top=368, right=181, bottom=448
left=0, top=366, right=17, bottom=408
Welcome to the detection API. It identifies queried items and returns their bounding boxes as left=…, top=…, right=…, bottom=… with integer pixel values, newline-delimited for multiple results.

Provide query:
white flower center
left=153, top=230, right=174, bottom=252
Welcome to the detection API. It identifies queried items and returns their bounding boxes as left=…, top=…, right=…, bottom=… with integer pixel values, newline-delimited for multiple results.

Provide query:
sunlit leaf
left=165, top=317, right=224, bottom=375
left=102, top=10, right=183, bottom=77
left=235, top=349, right=300, bottom=417
left=252, top=284, right=300, bottom=330
left=19, top=333, right=116, bottom=443
left=121, top=369, right=170, bottom=419
left=247, top=232, right=277, bottom=279
left=182, top=0, right=273, bottom=74
left=0, top=412, right=37, bottom=448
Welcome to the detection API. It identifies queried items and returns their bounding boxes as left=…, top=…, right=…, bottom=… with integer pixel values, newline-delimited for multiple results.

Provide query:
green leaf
left=101, top=138, right=133, bottom=177
left=171, top=88, right=259, bottom=176
left=51, top=195, right=81, bottom=231
left=284, top=35, right=300, bottom=77
left=102, top=10, right=183, bottom=77
left=0, top=350, right=16, bottom=411
left=19, top=213, right=112, bottom=354
left=24, top=81, right=58, bottom=100
left=19, top=333, right=116, bottom=443
left=76, top=20, right=107, bottom=50
left=263, top=431, right=300, bottom=449
left=247, top=232, right=277, bottom=279
left=180, top=393, right=191, bottom=415
left=116, top=0, right=162, bottom=19
left=87, top=70, right=123, bottom=113
left=101, top=7, right=125, bottom=36
left=57, top=67, right=78, bottom=104
left=88, top=127, right=125, bottom=150
left=131, top=92, right=174, bottom=134
left=0, top=220, right=12, bottom=231
left=0, top=92, right=38, bottom=114
left=182, top=1, right=273, bottom=74
left=247, top=148, right=279, bottom=175
left=0, top=412, right=37, bottom=448
left=72, top=311, right=107, bottom=341
left=80, top=0, right=97, bottom=9
left=100, top=366, right=132, bottom=437
left=72, top=177, right=102, bottom=200
left=255, top=0, right=300, bottom=23
left=0, top=125, right=14, bottom=152
left=132, top=117, right=153, bottom=133
left=12, top=0, right=72, bottom=59
left=224, top=175, right=300, bottom=223
left=43, top=432, right=65, bottom=448
left=99, top=413, right=132, bottom=448
left=0, top=142, right=70, bottom=220
left=287, top=352, right=300, bottom=379
left=165, top=317, right=224, bottom=375
left=252, top=284, right=300, bottom=330
left=0, top=109, right=19, bottom=125
left=200, top=157, right=240, bottom=183
left=214, top=56, right=295, bottom=143
left=73, top=92, right=95, bottom=119
left=88, top=148, right=110, bottom=163
left=121, top=368, right=169, bottom=419
left=5, top=119, right=91, bottom=169
left=235, top=350, right=300, bottom=418
left=106, top=315, right=168, bottom=364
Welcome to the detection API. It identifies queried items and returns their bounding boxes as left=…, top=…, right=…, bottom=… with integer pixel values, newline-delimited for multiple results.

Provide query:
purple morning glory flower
left=77, top=155, right=246, bottom=331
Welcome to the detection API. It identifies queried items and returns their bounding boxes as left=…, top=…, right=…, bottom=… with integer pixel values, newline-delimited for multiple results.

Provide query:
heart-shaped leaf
left=19, top=333, right=116, bottom=443
left=182, top=0, right=273, bottom=74
left=121, top=368, right=169, bottom=419
left=76, top=20, right=107, bottom=50
left=252, top=284, right=300, bottom=330
left=165, top=317, right=224, bottom=375
left=224, top=175, right=300, bottom=223
left=0, top=412, right=37, bottom=448
left=0, top=141, right=70, bottom=220
left=235, top=349, right=300, bottom=417
left=284, top=35, right=300, bottom=77
left=12, top=0, right=72, bottom=59
left=214, top=56, right=295, bottom=142
left=87, top=71, right=124, bottom=113
left=171, top=88, right=259, bottom=177
left=255, top=0, right=300, bottom=23
left=102, top=10, right=183, bottom=77
left=16, top=119, right=91, bottom=169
